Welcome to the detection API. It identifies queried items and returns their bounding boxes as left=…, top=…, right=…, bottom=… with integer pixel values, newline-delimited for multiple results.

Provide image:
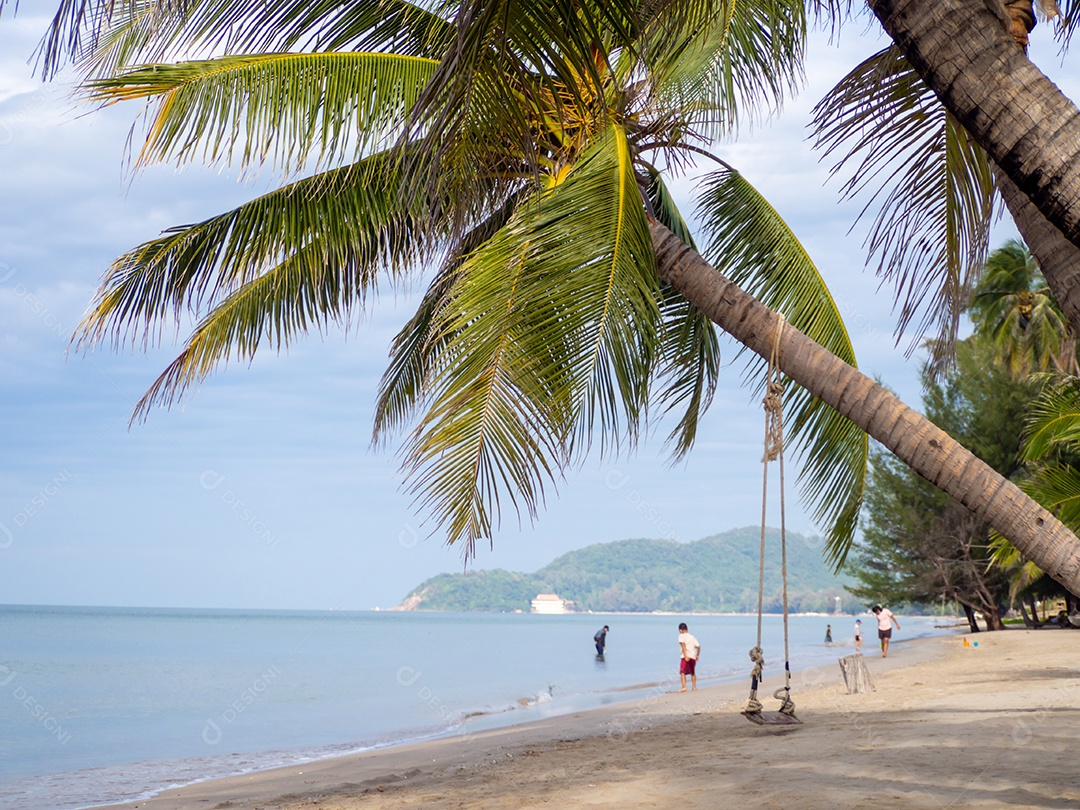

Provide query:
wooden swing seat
left=741, top=710, right=802, bottom=726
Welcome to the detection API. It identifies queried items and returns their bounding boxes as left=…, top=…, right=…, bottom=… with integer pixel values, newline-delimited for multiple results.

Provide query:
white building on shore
left=530, top=593, right=569, bottom=614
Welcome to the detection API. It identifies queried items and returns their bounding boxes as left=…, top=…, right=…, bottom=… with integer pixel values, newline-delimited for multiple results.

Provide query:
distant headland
left=395, top=526, right=851, bottom=613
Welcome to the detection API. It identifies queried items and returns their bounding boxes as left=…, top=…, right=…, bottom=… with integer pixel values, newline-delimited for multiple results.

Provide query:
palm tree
left=866, top=0, right=1080, bottom=262
left=58, top=0, right=871, bottom=562
left=13, top=0, right=1080, bottom=590
left=968, top=240, right=1077, bottom=376
left=810, top=0, right=1080, bottom=345
left=807, top=20, right=1080, bottom=597
left=999, top=376, right=1080, bottom=597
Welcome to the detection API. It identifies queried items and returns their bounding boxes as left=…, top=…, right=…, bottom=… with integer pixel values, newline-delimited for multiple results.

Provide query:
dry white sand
left=104, top=629, right=1080, bottom=810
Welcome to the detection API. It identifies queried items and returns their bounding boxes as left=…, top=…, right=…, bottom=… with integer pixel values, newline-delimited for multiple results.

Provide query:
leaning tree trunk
left=650, top=221, right=1080, bottom=596
left=962, top=603, right=981, bottom=632
left=984, top=605, right=1006, bottom=630
left=867, top=0, right=1080, bottom=253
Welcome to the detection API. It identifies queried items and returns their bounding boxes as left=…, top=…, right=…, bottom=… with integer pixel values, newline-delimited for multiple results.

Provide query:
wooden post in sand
left=838, top=653, right=875, bottom=694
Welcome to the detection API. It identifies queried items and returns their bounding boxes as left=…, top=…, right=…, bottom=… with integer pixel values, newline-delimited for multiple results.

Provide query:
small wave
left=516, top=685, right=555, bottom=708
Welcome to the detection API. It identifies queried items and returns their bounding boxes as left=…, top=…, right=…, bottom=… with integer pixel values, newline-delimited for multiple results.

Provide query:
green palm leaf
left=696, top=165, right=867, bottom=564
left=398, top=228, right=563, bottom=555
left=402, top=0, right=733, bottom=200
left=1018, top=461, right=1080, bottom=528
left=1022, top=375, right=1080, bottom=461
left=46, top=0, right=896, bottom=564
left=74, top=151, right=443, bottom=350
left=41, top=0, right=457, bottom=78
left=398, top=122, right=660, bottom=551
left=87, top=52, right=439, bottom=171
left=811, top=46, right=995, bottom=358
left=373, top=189, right=531, bottom=441
left=77, top=0, right=187, bottom=80
left=988, top=533, right=1045, bottom=599
left=128, top=241, right=371, bottom=420
left=650, top=0, right=805, bottom=136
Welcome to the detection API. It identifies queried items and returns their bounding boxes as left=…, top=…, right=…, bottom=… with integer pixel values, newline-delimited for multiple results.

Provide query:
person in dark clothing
left=594, top=625, right=609, bottom=655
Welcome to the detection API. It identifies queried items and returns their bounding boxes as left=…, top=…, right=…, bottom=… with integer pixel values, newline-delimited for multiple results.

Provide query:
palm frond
left=77, top=0, right=186, bottom=79
left=651, top=0, right=805, bottom=136
left=1017, top=461, right=1080, bottom=528
left=373, top=188, right=532, bottom=442
left=129, top=242, right=364, bottom=420
left=401, top=0, right=707, bottom=202
left=1051, top=0, right=1079, bottom=48
left=44, top=0, right=457, bottom=78
left=87, top=52, right=438, bottom=172
left=31, top=0, right=173, bottom=78
left=1021, top=375, right=1080, bottom=461
left=811, top=46, right=995, bottom=360
left=988, top=532, right=1045, bottom=599
left=696, top=164, right=867, bottom=565
left=968, top=240, right=1076, bottom=376
left=74, top=151, right=443, bottom=350
left=397, top=122, right=659, bottom=552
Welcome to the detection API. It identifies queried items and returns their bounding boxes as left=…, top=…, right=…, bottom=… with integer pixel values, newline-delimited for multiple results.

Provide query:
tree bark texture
left=868, top=0, right=1080, bottom=252
left=650, top=221, right=1080, bottom=596
left=984, top=606, right=1006, bottom=630
left=995, top=168, right=1080, bottom=337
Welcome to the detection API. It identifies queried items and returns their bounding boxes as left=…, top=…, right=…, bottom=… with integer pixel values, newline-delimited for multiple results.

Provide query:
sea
left=0, top=605, right=954, bottom=810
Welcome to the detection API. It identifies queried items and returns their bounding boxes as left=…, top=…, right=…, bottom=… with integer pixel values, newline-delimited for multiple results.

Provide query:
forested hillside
left=399, top=527, right=852, bottom=613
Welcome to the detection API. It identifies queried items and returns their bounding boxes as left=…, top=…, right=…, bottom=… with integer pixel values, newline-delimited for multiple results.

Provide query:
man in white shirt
left=872, top=605, right=901, bottom=658
left=677, top=622, right=701, bottom=692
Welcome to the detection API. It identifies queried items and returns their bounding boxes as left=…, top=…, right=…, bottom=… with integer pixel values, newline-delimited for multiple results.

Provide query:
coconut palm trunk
left=650, top=220, right=1080, bottom=595
left=867, top=0, right=1080, bottom=252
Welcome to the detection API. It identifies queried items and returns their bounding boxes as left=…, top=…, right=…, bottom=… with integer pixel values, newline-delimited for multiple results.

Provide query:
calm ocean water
left=0, top=605, right=951, bottom=810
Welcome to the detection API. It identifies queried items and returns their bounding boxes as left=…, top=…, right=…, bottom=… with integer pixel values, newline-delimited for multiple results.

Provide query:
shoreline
left=97, top=635, right=989, bottom=810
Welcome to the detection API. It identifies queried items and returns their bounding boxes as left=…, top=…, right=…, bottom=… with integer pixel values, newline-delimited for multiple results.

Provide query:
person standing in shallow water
left=872, top=605, right=900, bottom=657
left=854, top=619, right=863, bottom=652
left=677, top=622, right=700, bottom=692
left=824, top=624, right=833, bottom=645
left=594, top=625, right=609, bottom=656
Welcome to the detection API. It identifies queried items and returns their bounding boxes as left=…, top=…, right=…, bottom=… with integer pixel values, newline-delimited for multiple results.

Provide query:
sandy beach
left=104, top=629, right=1080, bottom=810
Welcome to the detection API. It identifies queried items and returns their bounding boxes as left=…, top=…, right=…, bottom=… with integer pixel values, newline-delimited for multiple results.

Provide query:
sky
left=1, top=5, right=1076, bottom=611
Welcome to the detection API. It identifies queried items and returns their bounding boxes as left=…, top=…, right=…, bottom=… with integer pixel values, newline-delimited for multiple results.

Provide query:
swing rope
left=745, top=314, right=797, bottom=719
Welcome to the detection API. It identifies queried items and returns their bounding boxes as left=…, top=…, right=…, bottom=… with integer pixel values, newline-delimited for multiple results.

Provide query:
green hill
left=398, top=527, right=852, bottom=613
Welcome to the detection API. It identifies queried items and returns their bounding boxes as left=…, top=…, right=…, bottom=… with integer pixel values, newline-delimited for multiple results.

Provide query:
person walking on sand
left=872, top=605, right=900, bottom=657
left=824, top=624, right=833, bottom=645
left=594, top=625, right=609, bottom=656
left=677, top=622, right=700, bottom=692
left=854, top=619, right=863, bottom=652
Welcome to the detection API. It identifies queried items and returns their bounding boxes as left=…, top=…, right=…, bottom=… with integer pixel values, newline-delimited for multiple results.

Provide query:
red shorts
left=680, top=658, right=697, bottom=675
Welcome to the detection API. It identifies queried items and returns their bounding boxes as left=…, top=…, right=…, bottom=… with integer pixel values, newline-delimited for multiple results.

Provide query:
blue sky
left=1, top=6, right=1075, bottom=610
